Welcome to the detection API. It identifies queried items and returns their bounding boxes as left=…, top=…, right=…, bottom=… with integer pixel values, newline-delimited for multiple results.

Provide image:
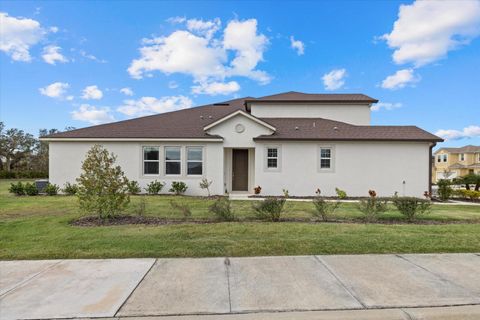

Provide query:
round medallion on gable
left=235, top=123, right=245, bottom=133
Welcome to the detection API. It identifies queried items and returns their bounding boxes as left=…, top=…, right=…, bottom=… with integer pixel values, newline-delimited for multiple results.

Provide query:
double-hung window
left=443, top=154, right=448, bottom=162
left=437, top=155, right=442, bottom=163
left=320, top=148, right=332, bottom=169
left=460, top=153, right=465, bottom=161
left=165, top=147, right=181, bottom=175
left=143, top=147, right=159, bottom=175
left=266, top=148, right=278, bottom=169
left=187, top=147, right=203, bottom=175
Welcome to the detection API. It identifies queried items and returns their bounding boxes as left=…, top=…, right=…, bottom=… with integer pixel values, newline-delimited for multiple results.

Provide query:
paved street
left=1, top=254, right=480, bottom=319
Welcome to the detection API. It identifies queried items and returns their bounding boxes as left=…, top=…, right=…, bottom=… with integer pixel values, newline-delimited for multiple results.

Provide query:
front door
left=232, top=149, right=248, bottom=191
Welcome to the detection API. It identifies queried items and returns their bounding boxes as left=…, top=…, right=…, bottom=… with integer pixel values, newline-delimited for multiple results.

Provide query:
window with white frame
left=443, top=154, right=448, bottom=162
left=143, top=147, right=159, bottom=175
left=460, top=153, right=465, bottom=161
left=437, top=155, right=442, bottom=163
left=165, top=146, right=181, bottom=175
left=266, top=147, right=278, bottom=169
left=187, top=147, right=203, bottom=175
left=320, top=148, right=332, bottom=169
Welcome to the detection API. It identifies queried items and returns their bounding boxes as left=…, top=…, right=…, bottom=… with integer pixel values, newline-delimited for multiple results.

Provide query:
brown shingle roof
left=254, top=118, right=442, bottom=142
left=247, top=91, right=378, bottom=103
left=436, top=145, right=480, bottom=154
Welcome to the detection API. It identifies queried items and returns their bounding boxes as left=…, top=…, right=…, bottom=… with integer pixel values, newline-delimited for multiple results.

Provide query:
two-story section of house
left=42, top=91, right=442, bottom=197
left=433, top=145, right=480, bottom=182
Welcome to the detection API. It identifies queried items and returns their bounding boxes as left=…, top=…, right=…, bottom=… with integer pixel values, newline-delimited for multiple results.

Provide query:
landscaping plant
left=63, top=182, right=79, bottom=195
left=127, top=180, right=141, bottom=194
left=252, top=197, right=286, bottom=222
left=209, top=197, right=235, bottom=221
left=45, top=183, right=60, bottom=196
left=199, top=178, right=213, bottom=197
left=76, top=145, right=130, bottom=220
left=356, top=190, right=388, bottom=223
left=170, top=181, right=188, bottom=195
left=145, top=180, right=165, bottom=195
left=437, top=179, right=453, bottom=201
left=312, top=189, right=340, bottom=221
left=9, top=182, right=25, bottom=196
left=391, top=196, right=431, bottom=222
left=169, top=200, right=192, bottom=218
left=24, top=182, right=39, bottom=196
left=335, top=187, right=347, bottom=199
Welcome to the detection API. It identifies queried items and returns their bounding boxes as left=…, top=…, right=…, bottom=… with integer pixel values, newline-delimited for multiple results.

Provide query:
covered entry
left=224, top=148, right=255, bottom=194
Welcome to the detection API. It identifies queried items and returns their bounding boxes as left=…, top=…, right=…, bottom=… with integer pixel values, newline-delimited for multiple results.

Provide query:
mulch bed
left=70, top=215, right=480, bottom=227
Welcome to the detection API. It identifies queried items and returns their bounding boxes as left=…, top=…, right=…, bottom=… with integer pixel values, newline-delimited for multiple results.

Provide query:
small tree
left=437, top=179, right=453, bottom=201
left=76, top=145, right=130, bottom=220
left=199, top=178, right=213, bottom=197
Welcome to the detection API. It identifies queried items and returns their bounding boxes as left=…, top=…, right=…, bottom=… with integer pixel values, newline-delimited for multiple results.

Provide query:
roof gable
left=203, top=110, right=276, bottom=132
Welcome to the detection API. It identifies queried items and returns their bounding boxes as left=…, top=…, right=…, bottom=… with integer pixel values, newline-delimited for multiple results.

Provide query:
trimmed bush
left=24, top=182, right=39, bottom=196
left=356, top=190, right=388, bottom=223
left=63, top=182, right=78, bottom=195
left=127, top=180, right=141, bottom=194
left=45, top=183, right=60, bottom=196
left=9, top=182, right=25, bottom=196
left=252, top=197, right=286, bottom=222
left=0, top=170, right=48, bottom=179
left=454, top=189, right=480, bottom=201
left=145, top=180, right=165, bottom=195
left=392, top=196, right=431, bottom=222
left=312, top=197, right=340, bottom=221
left=209, top=197, right=235, bottom=221
left=170, top=181, right=188, bottom=195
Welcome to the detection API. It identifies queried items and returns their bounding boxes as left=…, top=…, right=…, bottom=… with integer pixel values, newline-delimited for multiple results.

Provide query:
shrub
left=76, top=145, right=130, bottom=220
left=145, top=180, right=165, bottom=195
left=356, top=190, right=388, bottom=223
left=199, top=178, right=213, bottom=197
left=170, top=181, right=188, bottom=195
left=252, top=197, right=286, bottom=222
left=437, top=179, right=453, bottom=201
left=127, top=180, right=141, bottom=194
left=312, top=197, right=340, bottom=221
left=391, top=196, right=431, bottom=222
left=282, top=189, right=289, bottom=198
left=169, top=200, right=192, bottom=218
left=45, top=183, right=60, bottom=196
left=454, top=189, right=480, bottom=201
left=63, top=182, right=78, bottom=195
left=0, top=170, right=48, bottom=179
left=209, top=197, right=235, bottom=221
left=24, top=182, right=39, bottom=196
left=9, top=182, right=25, bottom=196
left=335, top=187, right=347, bottom=199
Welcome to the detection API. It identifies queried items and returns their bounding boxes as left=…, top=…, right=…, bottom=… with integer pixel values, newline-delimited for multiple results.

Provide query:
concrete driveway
left=1, top=254, right=480, bottom=319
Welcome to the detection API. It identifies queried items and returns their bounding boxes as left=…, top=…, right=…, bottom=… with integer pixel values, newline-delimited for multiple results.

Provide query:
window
left=320, top=148, right=332, bottom=169
left=437, top=155, right=442, bottom=163
left=165, top=147, right=181, bottom=175
left=460, top=153, right=465, bottom=161
left=443, top=154, right=448, bottom=162
left=187, top=147, right=203, bottom=175
left=143, top=147, right=159, bottom=175
left=267, top=148, right=278, bottom=169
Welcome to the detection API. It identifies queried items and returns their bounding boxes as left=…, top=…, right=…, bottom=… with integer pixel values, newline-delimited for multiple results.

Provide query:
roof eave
left=244, top=99, right=379, bottom=111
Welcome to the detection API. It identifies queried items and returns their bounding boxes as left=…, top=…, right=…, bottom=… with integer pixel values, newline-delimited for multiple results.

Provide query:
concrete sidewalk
left=1, top=254, right=480, bottom=319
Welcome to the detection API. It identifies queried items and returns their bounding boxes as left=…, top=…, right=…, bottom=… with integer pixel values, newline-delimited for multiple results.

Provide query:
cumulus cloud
left=322, top=68, right=347, bottom=91
left=290, top=36, right=305, bottom=55
left=81, top=85, right=103, bottom=100
left=0, top=12, right=45, bottom=61
left=371, top=102, right=402, bottom=112
left=381, top=68, right=419, bottom=90
left=117, top=95, right=193, bottom=117
left=79, top=50, right=107, bottom=63
left=192, top=81, right=240, bottom=95
left=381, top=0, right=480, bottom=67
left=128, top=18, right=270, bottom=93
left=42, top=45, right=68, bottom=64
left=120, top=87, right=134, bottom=96
left=71, top=104, right=115, bottom=125
left=39, top=82, right=70, bottom=99
left=435, top=125, right=480, bottom=140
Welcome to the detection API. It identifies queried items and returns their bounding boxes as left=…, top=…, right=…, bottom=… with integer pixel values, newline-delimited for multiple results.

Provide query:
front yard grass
left=1, top=179, right=480, bottom=259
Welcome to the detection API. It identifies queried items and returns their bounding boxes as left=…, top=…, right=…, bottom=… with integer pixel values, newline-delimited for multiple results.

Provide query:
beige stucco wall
left=250, top=103, right=371, bottom=125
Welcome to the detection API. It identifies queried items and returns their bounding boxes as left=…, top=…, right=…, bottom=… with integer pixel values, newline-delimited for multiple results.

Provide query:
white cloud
left=42, top=45, right=68, bottom=64
left=120, top=87, right=134, bottom=96
left=168, top=81, right=179, bottom=89
left=128, top=18, right=270, bottom=91
left=435, top=125, right=480, bottom=141
left=71, top=104, right=115, bottom=125
left=81, top=85, right=103, bottom=100
left=371, top=102, right=402, bottom=112
left=117, top=95, right=193, bottom=117
left=381, top=68, right=419, bottom=90
left=49, top=26, right=59, bottom=33
left=39, top=82, right=70, bottom=99
left=192, top=80, right=240, bottom=95
left=382, top=0, right=480, bottom=67
left=290, top=36, right=305, bottom=55
left=322, top=68, right=347, bottom=91
left=0, top=12, right=45, bottom=62
left=79, top=50, right=107, bottom=63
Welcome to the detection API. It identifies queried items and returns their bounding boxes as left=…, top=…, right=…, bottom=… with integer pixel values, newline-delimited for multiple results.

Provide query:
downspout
left=429, top=143, right=436, bottom=195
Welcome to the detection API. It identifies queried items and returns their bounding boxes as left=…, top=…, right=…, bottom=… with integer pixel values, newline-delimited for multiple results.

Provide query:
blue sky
left=1, top=0, right=479, bottom=147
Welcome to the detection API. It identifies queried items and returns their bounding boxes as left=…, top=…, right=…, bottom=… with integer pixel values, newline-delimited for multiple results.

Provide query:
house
left=433, top=145, right=480, bottom=182
left=42, top=92, right=442, bottom=197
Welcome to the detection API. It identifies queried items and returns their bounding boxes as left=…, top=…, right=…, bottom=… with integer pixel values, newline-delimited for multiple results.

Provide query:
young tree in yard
left=76, top=145, right=130, bottom=219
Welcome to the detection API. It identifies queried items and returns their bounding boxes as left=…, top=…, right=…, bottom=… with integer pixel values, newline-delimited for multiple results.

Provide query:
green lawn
left=1, top=179, right=480, bottom=260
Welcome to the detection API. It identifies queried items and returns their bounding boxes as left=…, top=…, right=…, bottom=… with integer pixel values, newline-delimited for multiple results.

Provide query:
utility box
left=35, top=179, right=49, bottom=193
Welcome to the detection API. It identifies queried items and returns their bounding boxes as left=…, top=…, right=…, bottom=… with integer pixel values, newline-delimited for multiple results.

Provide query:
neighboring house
left=42, top=92, right=442, bottom=197
left=433, top=145, right=480, bottom=182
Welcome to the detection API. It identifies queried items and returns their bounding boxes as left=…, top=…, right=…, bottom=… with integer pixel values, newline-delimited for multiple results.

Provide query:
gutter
left=39, top=137, right=224, bottom=142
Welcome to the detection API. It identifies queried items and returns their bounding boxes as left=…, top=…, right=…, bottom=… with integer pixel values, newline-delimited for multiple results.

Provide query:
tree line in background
left=0, top=122, right=74, bottom=178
